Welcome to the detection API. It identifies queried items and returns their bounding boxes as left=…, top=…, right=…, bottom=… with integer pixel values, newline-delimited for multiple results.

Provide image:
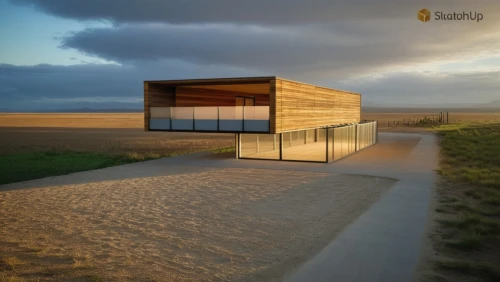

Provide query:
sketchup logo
left=418, top=9, right=431, bottom=22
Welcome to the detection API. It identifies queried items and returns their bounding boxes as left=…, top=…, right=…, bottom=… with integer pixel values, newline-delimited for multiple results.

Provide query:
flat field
left=0, top=113, right=234, bottom=156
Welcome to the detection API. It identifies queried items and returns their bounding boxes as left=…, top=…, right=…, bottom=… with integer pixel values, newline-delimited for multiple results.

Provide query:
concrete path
left=283, top=132, right=438, bottom=282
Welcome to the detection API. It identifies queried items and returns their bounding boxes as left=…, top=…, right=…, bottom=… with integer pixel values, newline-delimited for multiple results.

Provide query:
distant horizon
left=1, top=101, right=500, bottom=114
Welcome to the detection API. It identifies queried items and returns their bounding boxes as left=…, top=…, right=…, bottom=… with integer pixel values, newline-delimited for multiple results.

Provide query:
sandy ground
left=0, top=166, right=395, bottom=281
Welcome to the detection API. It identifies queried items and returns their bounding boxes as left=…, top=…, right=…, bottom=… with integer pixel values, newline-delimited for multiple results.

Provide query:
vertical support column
left=235, top=133, right=239, bottom=159
left=332, top=128, right=335, bottom=161
left=242, top=106, right=245, bottom=132
left=256, top=135, right=260, bottom=153
left=169, top=107, right=172, bottom=130
left=355, top=124, right=359, bottom=151
left=237, top=133, right=242, bottom=159
left=326, top=128, right=329, bottom=163
left=305, top=130, right=308, bottom=144
left=273, top=134, right=277, bottom=150
left=279, top=133, right=283, bottom=160
left=192, top=107, right=196, bottom=130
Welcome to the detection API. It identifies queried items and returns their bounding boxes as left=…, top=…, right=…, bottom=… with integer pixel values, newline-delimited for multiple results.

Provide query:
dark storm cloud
left=12, top=0, right=500, bottom=80
left=11, top=0, right=498, bottom=25
left=4, top=0, right=500, bottom=110
left=337, top=71, right=500, bottom=105
left=59, top=20, right=500, bottom=80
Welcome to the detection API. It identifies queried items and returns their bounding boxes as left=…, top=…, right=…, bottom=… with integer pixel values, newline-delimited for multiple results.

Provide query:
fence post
left=279, top=133, right=283, bottom=160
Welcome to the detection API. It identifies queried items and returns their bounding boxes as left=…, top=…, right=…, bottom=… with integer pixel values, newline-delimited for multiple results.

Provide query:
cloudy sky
left=1, top=0, right=499, bottom=110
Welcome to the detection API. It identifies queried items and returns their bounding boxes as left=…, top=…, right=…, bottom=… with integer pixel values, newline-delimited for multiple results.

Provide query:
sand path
left=1, top=165, right=393, bottom=281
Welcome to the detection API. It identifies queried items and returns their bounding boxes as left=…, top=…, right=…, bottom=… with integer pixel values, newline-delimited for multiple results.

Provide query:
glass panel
left=282, top=128, right=326, bottom=162
left=244, top=106, right=270, bottom=120
left=240, top=133, right=279, bottom=160
left=171, top=107, right=194, bottom=130
left=150, top=107, right=171, bottom=119
left=194, top=107, right=218, bottom=131
left=306, top=129, right=316, bottom=143
left=333, top=127, right=342, bottom=160
left=219, top=106, right=243, bottom=120
left=171, top=107, right=194, bottom=119
left=219, top=106, right=243, bottom=131
left=328, top=128, right=334, bottom=163
left=194, top=107, right=218, bottom=120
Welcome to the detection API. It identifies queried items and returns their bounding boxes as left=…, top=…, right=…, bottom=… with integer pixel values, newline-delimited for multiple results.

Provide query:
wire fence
left=385, top=112, right=449, bottom=127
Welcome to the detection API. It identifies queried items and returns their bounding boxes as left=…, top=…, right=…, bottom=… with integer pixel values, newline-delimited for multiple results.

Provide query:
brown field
left=0, top=113, right=145, bottom=128
left=0, top=114, right=234, bottom=157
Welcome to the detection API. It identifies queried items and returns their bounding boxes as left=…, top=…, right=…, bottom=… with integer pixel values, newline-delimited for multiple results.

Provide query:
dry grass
left=0, top=114, right=234, bottom=158
left=417, top=123, right=500, bottom=282
left=0, top=113, right=144, bottom=128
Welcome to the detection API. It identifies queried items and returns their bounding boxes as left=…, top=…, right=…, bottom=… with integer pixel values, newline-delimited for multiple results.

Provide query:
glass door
left=235, top=96, right=255, bottom=106
left=244, top=97, right=255, bottom=106
left=235, top=97, right=245, bottom=106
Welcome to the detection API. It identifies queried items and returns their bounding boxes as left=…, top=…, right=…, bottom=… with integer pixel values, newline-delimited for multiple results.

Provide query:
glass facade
left=238, top=121, right=378, bottom=163
left=149, top=106, right=269, bottom=132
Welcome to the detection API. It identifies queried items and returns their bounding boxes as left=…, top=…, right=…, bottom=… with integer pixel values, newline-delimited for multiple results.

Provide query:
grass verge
left=431, top=122, right=500, bottom=281
left=0, top=147, right=235, bottom=185
left=0, top=151, right=146, bottom=185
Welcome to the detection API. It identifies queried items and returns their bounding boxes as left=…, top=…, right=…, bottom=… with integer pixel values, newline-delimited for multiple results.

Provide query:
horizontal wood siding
left=276, top=79, right=360, bottom=132
left=176, top=86, right=269, bottom=107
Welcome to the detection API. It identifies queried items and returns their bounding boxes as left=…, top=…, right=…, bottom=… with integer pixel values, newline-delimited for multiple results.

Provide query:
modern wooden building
left=144, top=76, right=377, bottom=163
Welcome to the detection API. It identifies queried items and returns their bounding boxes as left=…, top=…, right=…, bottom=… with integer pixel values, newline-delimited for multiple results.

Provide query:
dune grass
left=436, top=122, right=500, bottom=188
left=433, top=122, right=500, bottom=280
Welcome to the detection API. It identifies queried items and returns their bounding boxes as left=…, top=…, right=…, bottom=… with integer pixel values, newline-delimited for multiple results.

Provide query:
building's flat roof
left=144, top=76, right=359, bottom=95
left=144, top=76, right=276, bottom=85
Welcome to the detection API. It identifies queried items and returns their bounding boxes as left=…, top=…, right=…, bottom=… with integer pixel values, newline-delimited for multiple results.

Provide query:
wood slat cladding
left=182, top=83, right=269, bottom=94
left=175, top=86, right=270, bottom=107
left=275, top=78, right=360, bottom=132
left=149, top=84, right=176, bottom=107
